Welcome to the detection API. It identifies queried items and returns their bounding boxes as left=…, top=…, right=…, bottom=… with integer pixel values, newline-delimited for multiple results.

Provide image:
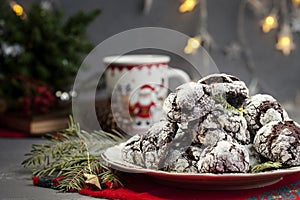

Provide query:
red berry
left=37, top=86, right=47, bottom=94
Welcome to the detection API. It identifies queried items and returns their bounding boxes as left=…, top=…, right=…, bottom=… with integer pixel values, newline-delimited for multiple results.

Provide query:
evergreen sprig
left=22, top=116, right=125, bottom=192
left=213, top=95, right=244, bottom=116
left=251, top=161, right=282, bottom=173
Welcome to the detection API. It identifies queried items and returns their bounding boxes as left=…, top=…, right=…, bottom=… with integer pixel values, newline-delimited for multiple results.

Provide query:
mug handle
left=166, top=68, right=191, bottom=84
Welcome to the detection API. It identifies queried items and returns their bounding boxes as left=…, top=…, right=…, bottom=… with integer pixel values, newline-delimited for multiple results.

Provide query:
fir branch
left=22, top=140, right=87, bottom=168
left=56, top=156, right=109, bottom=192
left=22, top=116, right=125, bottom=192
left=213, top=95, right=244, bottom=116
left=99, top=168, right=124, bottom=188
left=22, top=117, right=124, bottom=168
left=251, top=161, right=282, bottom=173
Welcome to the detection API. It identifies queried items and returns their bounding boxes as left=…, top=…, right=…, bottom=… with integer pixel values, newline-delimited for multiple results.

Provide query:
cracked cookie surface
left=190, top=104, right=250, bottom=146
left=198, top=141, right=250, bottom=173
left=198, top=73, right=249, bottom=108
left=243, top=94, right=289, bottom=140
left=163, top=82, right=215, bottom=129
left=122, top=120, right=178, bottom=169
left=253, top=120, right=300, bottom=166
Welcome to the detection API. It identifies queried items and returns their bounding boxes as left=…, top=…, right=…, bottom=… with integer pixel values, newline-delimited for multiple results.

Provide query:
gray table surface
left=0, top=137, right=105, bottom=200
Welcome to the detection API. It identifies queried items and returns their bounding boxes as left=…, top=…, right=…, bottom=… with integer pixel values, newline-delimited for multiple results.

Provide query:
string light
left=260, top=15, right=278, bottom=33
left=275, top=35, right=295, bottom=55
left=181, top=0, right=213, bottom=54
left=179, top=0, right=198, bottom=13
left=292, top=0, right=300, bottom=7
left=9, top=1, right=26, bottom=19
left=184, top=36, right=201, bottom=54
left=275, top=25, right=295, bottom=55
left=179, top=0, right=300, bottom=57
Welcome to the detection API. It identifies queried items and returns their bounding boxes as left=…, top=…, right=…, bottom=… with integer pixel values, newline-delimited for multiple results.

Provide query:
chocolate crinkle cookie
left=198, top=73, right=249, bottom=108
left=198, top=141, right=250, bottom=173
left=163, top=82, right=215, bottom=129
left=244, top=144, right=261, bottom=168
left=253, top=120, right=300, bottom=166
left=243, top=94, right=290, bottom=139
left=191, top=104, right=250, bottom=146
left=164, top=146, right=204, bottom=173
left=122, top=120, right=178, bottom=169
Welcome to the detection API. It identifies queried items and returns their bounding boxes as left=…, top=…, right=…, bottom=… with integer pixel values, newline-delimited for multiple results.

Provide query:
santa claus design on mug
left=130, top=84, right=157, bottom=127
left=104, top=54, right=190, bottom=135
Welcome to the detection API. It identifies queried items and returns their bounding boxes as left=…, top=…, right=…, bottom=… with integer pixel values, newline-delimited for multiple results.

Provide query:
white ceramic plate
left=101, top=142, right=300, bottom=190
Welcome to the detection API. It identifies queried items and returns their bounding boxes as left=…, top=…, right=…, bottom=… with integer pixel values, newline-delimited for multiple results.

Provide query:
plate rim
left=102, top=142, right=300, bottom=178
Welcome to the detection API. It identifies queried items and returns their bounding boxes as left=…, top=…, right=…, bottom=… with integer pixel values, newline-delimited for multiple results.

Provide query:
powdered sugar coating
left=198, top=141, right=250, bottom=173
left=122, top=120, right=178, bottom=169
left=162, top=93, right=178, bottom=121
left=191, top=104, right=250, bottom=146
left=253, top=120, right=300, bottom=166
left=244, top=144, right=261, bottom=168
left=122, top=134, right=144, bottom=165
left=163, top=82, right=215, bottom=129
left=199, top=73, right=249, bottom=108
left=243, top=94, right=290, bottom=139
left=164, top=146, right=204, bottom=173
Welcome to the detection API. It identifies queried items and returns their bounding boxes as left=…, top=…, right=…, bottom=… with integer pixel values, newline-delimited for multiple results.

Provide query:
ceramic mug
left=103, top=54, right=190, bottom=135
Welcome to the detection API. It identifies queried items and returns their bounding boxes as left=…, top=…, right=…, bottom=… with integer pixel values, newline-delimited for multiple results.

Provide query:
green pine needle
left=22, top=116, right=125, bottom=192
left=251, top=161, right=282, bottom=173
left=213, top=95, right=244, bottom=116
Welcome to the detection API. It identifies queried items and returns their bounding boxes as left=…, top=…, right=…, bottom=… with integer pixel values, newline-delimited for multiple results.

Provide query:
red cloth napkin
left=78, top=172, right=300, bottom=200
left=32, top=172, right=300, bottom=199
left=32, top=171, right=300, bottom=199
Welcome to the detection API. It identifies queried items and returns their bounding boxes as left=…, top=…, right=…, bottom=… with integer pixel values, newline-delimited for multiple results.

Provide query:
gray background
left=19, top=0, right=300, bottom=104
left=1, top=1, right=300, bottom=199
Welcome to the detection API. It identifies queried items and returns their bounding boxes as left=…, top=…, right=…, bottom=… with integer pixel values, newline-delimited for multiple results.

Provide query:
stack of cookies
left=122, top=73, right=300, bottom=173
